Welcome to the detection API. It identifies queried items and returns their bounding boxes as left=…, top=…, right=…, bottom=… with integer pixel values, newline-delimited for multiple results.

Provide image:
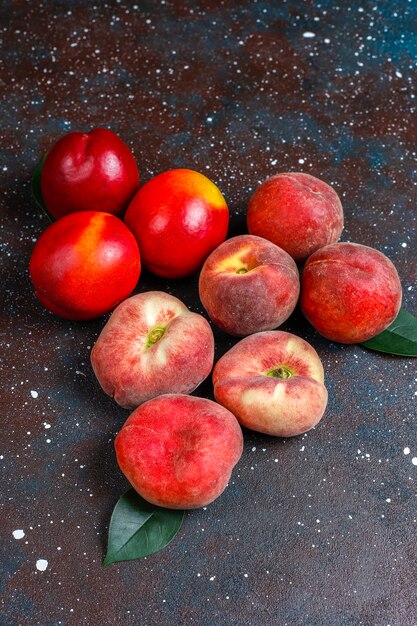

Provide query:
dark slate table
left=2, top=2, right=417, bottom=625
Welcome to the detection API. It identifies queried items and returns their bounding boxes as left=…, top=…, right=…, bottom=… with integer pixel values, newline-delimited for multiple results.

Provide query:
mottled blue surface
left=1, top=1, right=417, bottom=625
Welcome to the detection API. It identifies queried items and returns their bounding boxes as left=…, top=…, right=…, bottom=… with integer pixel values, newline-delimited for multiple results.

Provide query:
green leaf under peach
left=362, top=308, right=417, bottom=357
left=31, top=154, right=54, bottom=222
left=103, top=488, right=184, bottom=566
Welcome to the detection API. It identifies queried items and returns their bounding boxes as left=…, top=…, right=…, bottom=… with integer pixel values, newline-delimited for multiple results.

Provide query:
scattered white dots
left=12, top=529, right=25, bottom=540
left=36, top=559, right=48, bottom=571
left=30, top=390, right=38, bottom=399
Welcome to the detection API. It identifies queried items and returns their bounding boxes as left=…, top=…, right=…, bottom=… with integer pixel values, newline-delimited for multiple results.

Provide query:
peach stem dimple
left=236, top=267, right=248, bottom=274
left=145, top=326, right=166, bottom=349
left=267, top=366, right=293, bottom=379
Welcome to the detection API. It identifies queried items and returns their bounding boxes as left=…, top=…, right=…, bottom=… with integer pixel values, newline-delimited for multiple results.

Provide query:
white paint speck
left=386, top=498, right=391, bottom=503
left=404, top=447, right=410, bottom=455
left=303, top=32, right=316, bottom=38
left=401, top=242, right=407, bottom=248
left=44, top=423, right=51, bottom=429
left=30, top=390, right=38, bottom=399
left=36, top=559, right=48, bottom=571
left=12, top=529, right=25, bottom=540
left=395, top=70, right=403, bottom=78
left=298, top=158, right=305, bottom=164
left=412, top=457, right=417, bottom=466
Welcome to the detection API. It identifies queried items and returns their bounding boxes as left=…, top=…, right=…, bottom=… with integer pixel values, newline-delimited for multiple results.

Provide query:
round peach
left=91, top=291, right=214, bottom=409
left=199, top=235, right=300, bottom=336
left=213, top=331, right=328, bottom=437
left=115, top=394, right=243, bottom=509
left=300, top=242, right=402, bottom=343
left=247, top=172, right=344, bottom=262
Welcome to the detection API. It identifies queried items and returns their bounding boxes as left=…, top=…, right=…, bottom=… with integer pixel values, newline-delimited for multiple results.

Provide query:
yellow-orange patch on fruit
left=215, top=247, right=253, bottom=273
left=168, top=169, right=227, bottom=210
left=74, top=212, right=107, bottom=259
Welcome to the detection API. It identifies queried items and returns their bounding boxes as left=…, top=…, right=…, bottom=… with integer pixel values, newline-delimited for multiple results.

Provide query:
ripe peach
left=198, top=235, right=300, bottom=336
left=247, top=172, right=344, bottom=262
left=213, top=331, right=328, bottom=437
left=91, top=291, right=214, bottom=409
left=300, top=242, right=402, bottom=343
left=115, top=394, right=243, bottom=509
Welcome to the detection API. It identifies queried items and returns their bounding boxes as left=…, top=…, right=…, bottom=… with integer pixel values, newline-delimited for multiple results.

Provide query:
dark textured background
left=2, top=2, right=417, bottom=625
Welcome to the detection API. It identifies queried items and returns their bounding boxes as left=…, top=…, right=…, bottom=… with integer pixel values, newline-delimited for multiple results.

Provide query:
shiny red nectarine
left=41, top=128, right=140, bottom=219
left=29, top=211, right=141, bottom=320
left=124, top=169, right=229, bottom=278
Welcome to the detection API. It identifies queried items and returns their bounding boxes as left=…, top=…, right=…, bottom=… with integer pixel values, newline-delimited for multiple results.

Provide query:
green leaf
left=362, top=308, right=417, bottom=356
left=31, top=154, right=54, bottom=223
left=103, top=488, right=184, bottom=566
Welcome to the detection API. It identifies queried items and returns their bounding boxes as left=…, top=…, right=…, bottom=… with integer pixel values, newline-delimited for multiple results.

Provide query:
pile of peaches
left=30, top=129, right=402, bottom=510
